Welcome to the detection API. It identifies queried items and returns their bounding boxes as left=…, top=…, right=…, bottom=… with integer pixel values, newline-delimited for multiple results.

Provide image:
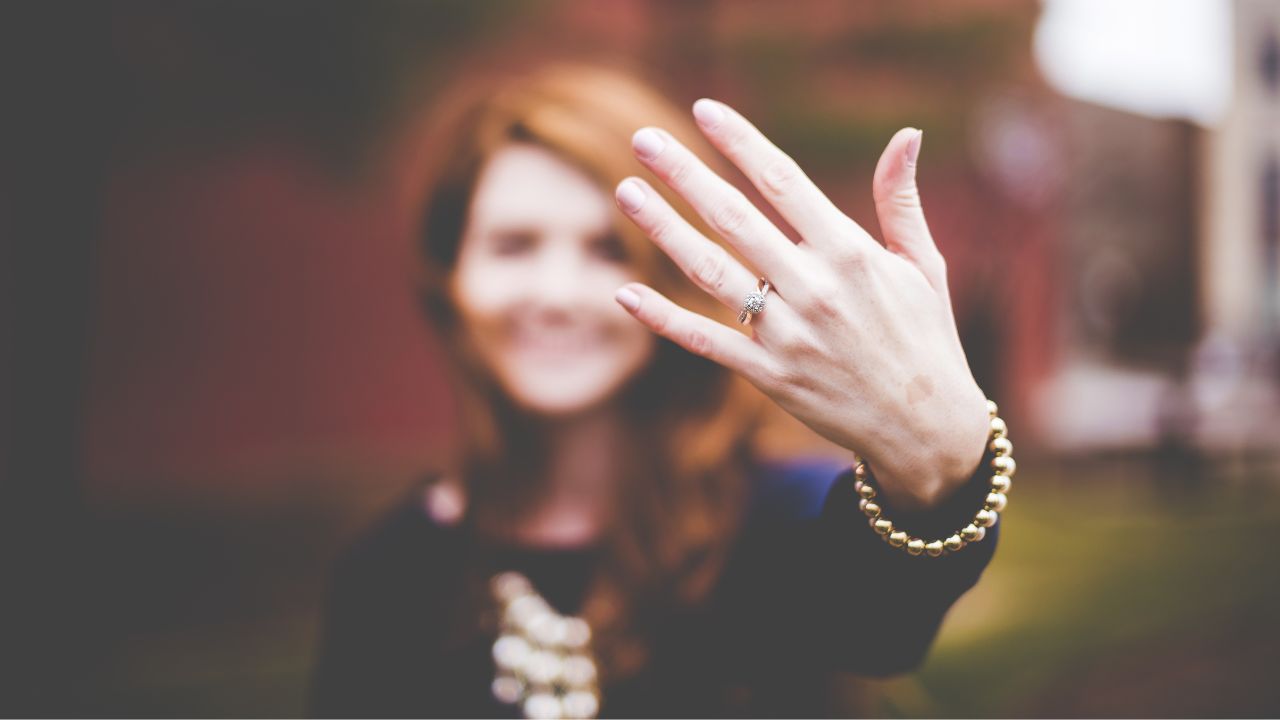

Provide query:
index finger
left=691, top=99, right=880, bottom=255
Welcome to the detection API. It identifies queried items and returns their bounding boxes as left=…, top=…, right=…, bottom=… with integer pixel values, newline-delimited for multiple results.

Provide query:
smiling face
left=450, top=143, right=657, bottom=418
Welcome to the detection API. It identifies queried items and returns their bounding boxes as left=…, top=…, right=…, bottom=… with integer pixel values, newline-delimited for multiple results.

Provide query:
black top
left=310, top=450, right=1000, bottom=718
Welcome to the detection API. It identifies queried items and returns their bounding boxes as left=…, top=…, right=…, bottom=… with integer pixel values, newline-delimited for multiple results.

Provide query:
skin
left=451, top=143, right=657, bottom=419
left=448, top=143, right=655, bottom=544
left=613, top=99, right=991, bottom=511
left=444, top=104, right=991, bottom=535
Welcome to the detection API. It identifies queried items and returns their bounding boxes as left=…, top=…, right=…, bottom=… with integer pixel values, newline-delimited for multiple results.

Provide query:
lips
left=507, top=326, right=611, bottom=358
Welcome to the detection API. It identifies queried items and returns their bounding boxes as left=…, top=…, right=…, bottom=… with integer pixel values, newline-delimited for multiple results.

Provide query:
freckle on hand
left=906, top=374, right=934, bottom=405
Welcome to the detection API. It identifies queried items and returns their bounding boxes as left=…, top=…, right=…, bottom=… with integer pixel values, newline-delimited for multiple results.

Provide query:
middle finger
left=615, top=176, right=760, bottom=313
left=631, top=127, right=806, bottom=289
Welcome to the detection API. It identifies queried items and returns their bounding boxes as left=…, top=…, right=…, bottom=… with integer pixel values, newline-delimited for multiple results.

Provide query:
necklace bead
left=490, top=571, right=600, bottom=719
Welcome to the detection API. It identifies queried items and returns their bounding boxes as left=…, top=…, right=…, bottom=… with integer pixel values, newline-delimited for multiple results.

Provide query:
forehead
left=468, top=143, right=612, bottom=234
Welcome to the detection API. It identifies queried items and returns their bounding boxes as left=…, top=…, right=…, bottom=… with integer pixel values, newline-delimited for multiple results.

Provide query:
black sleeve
left=308, top=506, right=458, bottom=718
left=309, top=548, right=424, bottom=717
left=310, top=552, right=374, bottom=717
left=716, top=445, right=1001, bottom=678
left=809, top=444, right=1000, bottom=675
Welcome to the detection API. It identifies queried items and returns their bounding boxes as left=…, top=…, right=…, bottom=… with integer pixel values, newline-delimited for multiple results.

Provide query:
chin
left=507, top=387, right=616, bottom=418
left=502, top=372, right=628, bottom=419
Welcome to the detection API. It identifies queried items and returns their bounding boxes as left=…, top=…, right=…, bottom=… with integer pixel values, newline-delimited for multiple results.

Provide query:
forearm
left=808, top=448, right=1001, bottom=675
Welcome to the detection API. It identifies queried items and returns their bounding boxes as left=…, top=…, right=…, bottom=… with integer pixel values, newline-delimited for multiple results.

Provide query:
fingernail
left=632, top=128, right=665, bottom=160
left=615, top=286, right=641, bottom=312
left=693, top=99, right=725, bottom=129
left=616, top=179, right=646, bottom=213
left=905, top=129, right=923, bottom=167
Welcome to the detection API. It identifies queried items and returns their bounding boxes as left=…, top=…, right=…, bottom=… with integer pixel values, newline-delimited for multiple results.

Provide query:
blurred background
left=3, top=0, right=1278, bottom=716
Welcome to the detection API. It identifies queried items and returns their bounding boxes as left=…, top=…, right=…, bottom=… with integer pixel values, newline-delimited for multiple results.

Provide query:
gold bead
left=985, top=492, right=1007, bottom=512
left=888, top=531, right=908, bottom=547
left=989, top=416, right=1008, bottom=439
left=873, top=519, right=894, bottom=535
left=976, top=508, right=998, bottom=527
left=991, top=474, right=1012, bottom=493
left=906, top=538, right=925, bottom=555
left=857, top=482, right=876, bottom=500
left=859, top=500, right=881, bottom=518
left=989, top=436, right=1013, bottom=456
left=944, top=534, right=964, bottom=552
left=960, top=523, right=981, bottom=542
left=986, top=399, right=999, bottom=417
left=991, top=455, right=1017, bottom=477
left=854, top=463, right=868, bottom=480
left=925, top=540, right=945, bottom=557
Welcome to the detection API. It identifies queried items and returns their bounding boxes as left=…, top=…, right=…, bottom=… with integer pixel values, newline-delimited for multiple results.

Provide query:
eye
left=588, top=232, right=629, bottom=263
left=489, top=230, right=537, bottom=256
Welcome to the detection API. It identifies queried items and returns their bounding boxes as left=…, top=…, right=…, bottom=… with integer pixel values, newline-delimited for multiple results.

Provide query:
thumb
left=872, top=127, right=947, bottom=295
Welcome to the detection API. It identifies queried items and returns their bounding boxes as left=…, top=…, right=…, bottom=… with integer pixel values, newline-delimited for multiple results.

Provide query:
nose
left=529, top=237, right=594, bottom=314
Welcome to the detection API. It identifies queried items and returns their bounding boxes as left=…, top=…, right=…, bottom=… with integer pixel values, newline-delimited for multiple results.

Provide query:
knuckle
left=825, top=242, right=858, bottom=268
left=891, top=182, right=922, bottom=210
left=800, top=278, right=841, bottom=316
left=665, top=159, right=692, bottom=188
left=837, top=246, right=871, bottom=274
left=648, top=217, right=676, bottom=246
left=646, top=305, right=670, bottom=335
left=719, top=125, right=748, bottom=157
left=808, top=292, right=839, bottom=319
left=776, top=329, right=811, bottom=357
left=710, top=196, right=749, bottom=237
left=690, top=247, right=730, bottom=294
left=764, top=359, right=798, bottom=388
left=760, top=155, right=801, bottom=197
left=684, top=327, right=713, bottom=357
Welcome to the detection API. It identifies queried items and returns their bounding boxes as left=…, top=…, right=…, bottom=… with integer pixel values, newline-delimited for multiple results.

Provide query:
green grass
left=863, top=461, right=1280, bottom=717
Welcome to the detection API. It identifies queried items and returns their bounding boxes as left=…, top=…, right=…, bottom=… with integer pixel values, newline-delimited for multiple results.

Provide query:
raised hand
left=612, top=99, right=989, bottom=511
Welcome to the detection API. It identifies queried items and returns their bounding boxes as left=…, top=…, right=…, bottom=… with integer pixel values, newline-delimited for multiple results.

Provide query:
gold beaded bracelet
left=854, top=399, right=1014, bottom=557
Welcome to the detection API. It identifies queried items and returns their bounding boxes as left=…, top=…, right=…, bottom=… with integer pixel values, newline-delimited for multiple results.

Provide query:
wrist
left=860, top=389, right=990, bottom=511
left=854, top=398, right=1014, bottom=557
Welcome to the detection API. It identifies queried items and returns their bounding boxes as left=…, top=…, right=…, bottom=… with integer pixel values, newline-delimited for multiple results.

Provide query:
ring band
left=738, top=278, right=771, bottom=325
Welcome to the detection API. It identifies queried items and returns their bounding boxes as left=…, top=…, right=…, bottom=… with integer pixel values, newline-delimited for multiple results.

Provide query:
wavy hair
left=414, top=63, right=767, bottom=681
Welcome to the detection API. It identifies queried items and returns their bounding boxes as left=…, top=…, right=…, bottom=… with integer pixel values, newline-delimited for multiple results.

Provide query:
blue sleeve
left=716, top=446, right=1000, bottom=677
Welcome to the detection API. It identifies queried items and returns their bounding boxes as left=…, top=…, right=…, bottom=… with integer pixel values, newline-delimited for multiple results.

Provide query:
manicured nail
left=692, top=99, right=725, bottom=129
left=616, top=179, right=646, bottom=213
left=632, top=128, right=665, bottom=160
left=906, top=128, right=923, bottom=167
left=615, top=286, right=641, bottom=312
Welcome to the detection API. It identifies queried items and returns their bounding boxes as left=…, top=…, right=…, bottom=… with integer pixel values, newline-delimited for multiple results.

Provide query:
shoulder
left=746, top=455, right=853, bottom=523
left=328, top=477, right=470, bottom=602
left=311, top=478, right=473, bottom=714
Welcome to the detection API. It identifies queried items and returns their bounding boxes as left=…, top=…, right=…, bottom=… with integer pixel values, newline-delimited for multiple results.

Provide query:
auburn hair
left=414, top=62, right=768, bottom=682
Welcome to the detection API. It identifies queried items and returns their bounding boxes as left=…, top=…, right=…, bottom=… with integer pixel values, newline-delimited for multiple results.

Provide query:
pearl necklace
left=490, top=571, right=601, bottom=719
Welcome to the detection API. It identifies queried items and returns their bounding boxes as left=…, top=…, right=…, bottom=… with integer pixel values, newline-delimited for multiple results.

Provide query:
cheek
left=448, top=265, right=521, bottom=386
left=586, top=265, right=653, bottom=351
left=451, top=257, right=521, bottom=333
left=448, top=243, right=659, bottom=414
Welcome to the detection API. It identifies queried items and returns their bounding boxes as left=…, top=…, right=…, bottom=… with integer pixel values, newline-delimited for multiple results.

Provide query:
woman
left=311, top=64, right=1013, bottom=718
